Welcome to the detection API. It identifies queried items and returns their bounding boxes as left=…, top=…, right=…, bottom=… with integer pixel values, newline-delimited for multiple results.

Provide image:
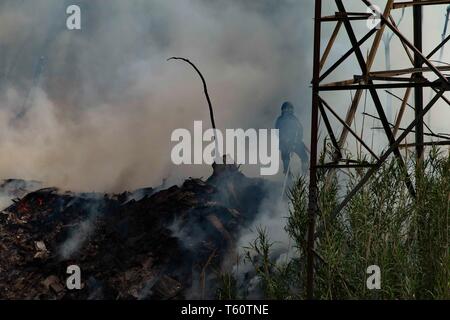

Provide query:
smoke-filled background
left=0, top=0, right=448, bottom=191
left=0, top=0, right=315, bottom=192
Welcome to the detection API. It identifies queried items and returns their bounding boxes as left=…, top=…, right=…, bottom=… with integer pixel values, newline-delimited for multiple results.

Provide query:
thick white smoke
left=0, top=0, right=314, bottom=192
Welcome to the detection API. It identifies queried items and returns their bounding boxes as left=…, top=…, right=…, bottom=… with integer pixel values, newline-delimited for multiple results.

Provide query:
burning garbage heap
left=0, top=164, right=273, bottom=300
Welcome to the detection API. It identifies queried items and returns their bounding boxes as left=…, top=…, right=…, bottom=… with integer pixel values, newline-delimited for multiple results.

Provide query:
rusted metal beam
left=306, top=0, right=322, bottom=300
left=320, top=21, right=342, bottom=71
left=399, top=141, right=450, bottom=148
left=320, top=97, right=380, bottom=161
left=370, top=65, right=450, bottom=77
left=427, top=33, right=450, bottom=58
left=329, top=89, right=445, bottom=222
left=385, top=90, right=436, bottom=136
left=336, top=0, right=416, bottom=198
left=376, top=126, right=450, bottom=140
left=389, top=14, right=415, bottom=64
left=321, top=12, right=372, bottom=22
left=322, top=75, right=426, bottom=87
left=327, top=41, right=450, bottom=87
left=319, top=28, right=377, bottom=82
left=320, top=81, right=436, bottom=91
left=393, top=0, right=450, bottom=9
left=394, top=88, right=412, bottom=137
left=310, top=0, right=450, bottom=247
left=414, top=3, right=425, bottom=161
left=318, top=101, right=343, bottom=158
left=366, top=110, right=450, bottom=140
left=364, top=0, right=450, bottom=85
left=337, top=0, right=394, bottom=153
left=316, top=163, right=376, bottom=169
left=392, top=28, right=450, bottom=137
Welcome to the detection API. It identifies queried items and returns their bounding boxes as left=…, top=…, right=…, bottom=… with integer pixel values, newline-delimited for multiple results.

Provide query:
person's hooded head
left=281, top=101, right=294, bottom=115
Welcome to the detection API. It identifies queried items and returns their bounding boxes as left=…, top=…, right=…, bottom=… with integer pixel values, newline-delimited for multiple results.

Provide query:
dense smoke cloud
left=0, top=0, right=314, bottom=192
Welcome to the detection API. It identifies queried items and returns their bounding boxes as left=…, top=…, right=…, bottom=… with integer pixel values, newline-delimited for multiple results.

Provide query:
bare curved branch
left=167, top=57, right=217, bottom=130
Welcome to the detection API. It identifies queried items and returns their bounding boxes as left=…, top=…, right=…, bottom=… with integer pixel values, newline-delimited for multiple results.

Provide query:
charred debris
left=0, top=163, right=277, bottom=300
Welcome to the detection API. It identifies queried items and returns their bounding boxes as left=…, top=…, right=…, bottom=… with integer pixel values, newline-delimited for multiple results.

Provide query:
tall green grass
left=218, top=149, right=449, bottom=300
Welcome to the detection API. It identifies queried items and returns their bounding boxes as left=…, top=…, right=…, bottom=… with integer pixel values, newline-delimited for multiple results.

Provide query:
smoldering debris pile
left=0, top=165, right=273, bottom=300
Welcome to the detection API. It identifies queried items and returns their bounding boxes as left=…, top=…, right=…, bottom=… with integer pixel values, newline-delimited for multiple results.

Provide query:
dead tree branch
left=167, top=57, right=217, bottom=130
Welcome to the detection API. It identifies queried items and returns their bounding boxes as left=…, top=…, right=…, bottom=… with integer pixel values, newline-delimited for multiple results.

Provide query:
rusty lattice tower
left=307, top=0, right=450, bottom=298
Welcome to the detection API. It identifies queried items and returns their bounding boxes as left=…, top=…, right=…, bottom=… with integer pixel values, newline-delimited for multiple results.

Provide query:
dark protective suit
left=275, top=110, right=309, bottom=174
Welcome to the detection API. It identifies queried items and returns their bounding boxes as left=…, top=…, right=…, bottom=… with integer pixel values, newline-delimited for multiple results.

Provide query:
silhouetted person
left=275, top=102, right=309, bottom=175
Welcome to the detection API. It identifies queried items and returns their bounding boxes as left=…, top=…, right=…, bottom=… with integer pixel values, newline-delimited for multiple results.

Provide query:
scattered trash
left=0, top=168, right=274, bottom=299
left=34, top=241, right=49, bottom=259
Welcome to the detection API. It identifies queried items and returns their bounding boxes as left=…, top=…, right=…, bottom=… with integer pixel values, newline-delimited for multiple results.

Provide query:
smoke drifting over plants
left=0, top=0, right=314, bottom=192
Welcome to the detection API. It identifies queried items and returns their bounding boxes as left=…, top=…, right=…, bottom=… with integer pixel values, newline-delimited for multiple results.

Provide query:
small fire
left=17, top=202, right=30, bottom=214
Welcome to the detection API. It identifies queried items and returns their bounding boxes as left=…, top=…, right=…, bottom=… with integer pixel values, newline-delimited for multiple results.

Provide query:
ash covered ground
left=0, top=163, right=279, bottom=300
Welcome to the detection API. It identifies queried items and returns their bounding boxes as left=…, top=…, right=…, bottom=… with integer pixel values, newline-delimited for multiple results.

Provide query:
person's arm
left=275, top=117, right=281, bottom=130
left=293, top=115, right=303, bottom=141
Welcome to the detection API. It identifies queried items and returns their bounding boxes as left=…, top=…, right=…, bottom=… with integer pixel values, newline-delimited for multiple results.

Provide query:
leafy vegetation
left=218, top=149, right=450, bottom=300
